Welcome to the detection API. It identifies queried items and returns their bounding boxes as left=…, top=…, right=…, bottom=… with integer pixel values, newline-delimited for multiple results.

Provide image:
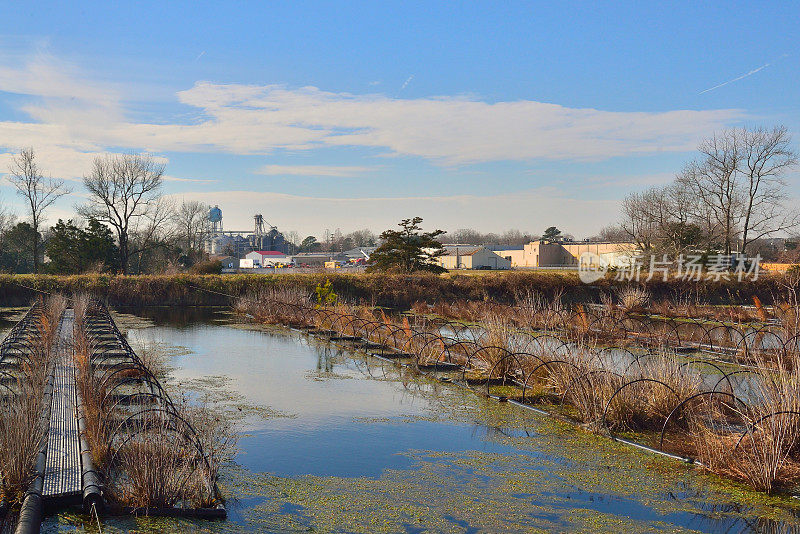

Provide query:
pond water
left=39, top=307, right=800, bottom=533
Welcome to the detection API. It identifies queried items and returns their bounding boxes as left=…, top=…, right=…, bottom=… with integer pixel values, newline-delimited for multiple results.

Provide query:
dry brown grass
left=616, top=286, right=651, bottom=312
left=546, top=344, right=620, bottom=428
left=106, top=395, right=237, bottom=509
left=72, top=299, right=111, bottom=470
left=235, top=287, right=312, bottom=326
left=109, top=417, right=197, bottom=509
left=0, top=393, right=45, bottom=504
left=0, top=296, right=65, bottom=504
left=473, top=314, right=516, bottom=377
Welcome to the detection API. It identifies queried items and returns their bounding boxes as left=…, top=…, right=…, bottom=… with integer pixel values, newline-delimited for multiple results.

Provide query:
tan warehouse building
left=497, top=240, right=638, bottom=268
left=434, top=246, right=512, bottom=270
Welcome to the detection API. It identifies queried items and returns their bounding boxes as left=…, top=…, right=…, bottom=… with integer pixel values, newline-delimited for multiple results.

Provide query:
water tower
left=209, top=205, right=223, bottom=232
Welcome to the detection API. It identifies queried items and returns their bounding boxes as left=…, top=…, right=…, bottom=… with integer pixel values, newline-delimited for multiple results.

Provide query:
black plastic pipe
left=75, top=390, right=105, bottom=515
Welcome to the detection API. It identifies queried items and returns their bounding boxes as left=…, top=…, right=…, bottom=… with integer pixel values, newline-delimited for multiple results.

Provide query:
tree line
left=0, top=150, right=214, bottom=274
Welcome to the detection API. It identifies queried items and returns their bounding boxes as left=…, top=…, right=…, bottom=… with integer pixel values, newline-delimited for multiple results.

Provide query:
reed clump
left=110, top=417, right=197, bottom=509
left=107, top=396, right=238, bottom=510
left=235, top=287, right=312, bottom=326
left=0, top=392, right=45, bottom=504
left=616, top=286, right=650, bottom=312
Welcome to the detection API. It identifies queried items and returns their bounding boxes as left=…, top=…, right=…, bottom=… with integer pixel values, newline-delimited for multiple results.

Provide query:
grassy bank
left=0, top=272, right=793, bottom=308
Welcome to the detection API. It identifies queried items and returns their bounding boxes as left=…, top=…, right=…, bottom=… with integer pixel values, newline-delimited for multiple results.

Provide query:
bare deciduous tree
left=8, top=148, right=71, bottom=272
left=681, top=131, right=743, bottom=254
left=620, top=189, right=663, bottom=251
left=79, top=153, right=165, bottom=274
left=0, top=193, right=13, bottom=234
left=739, top=125, right=798, bottom=254
left=130, top=197, right=177, bottom=274
left=0, top=193, right=15, bottom=259
left=173, top=200, right=209, bottom=252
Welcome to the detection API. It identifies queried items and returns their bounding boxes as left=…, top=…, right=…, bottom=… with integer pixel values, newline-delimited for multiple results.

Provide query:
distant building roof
left=484, top=244, right=524, bottom=251
left=292, top=252, right=334, bottom=257
left=442, top=245, right=485, bottom=257
left=341, top=247, right=378, bottom=257
left=252, top=250, right=286, bottom=256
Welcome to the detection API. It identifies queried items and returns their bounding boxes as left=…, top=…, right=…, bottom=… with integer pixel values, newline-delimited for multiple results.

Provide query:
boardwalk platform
left=42, top=310, right=82, bottom=502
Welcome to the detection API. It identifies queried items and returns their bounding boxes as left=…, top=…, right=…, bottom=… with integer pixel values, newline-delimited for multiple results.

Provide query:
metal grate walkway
left=42, top=309, right=82, bottom=498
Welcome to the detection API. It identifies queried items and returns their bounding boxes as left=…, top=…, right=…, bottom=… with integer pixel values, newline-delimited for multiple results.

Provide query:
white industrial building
left=242, top=250, right=288, bottom=267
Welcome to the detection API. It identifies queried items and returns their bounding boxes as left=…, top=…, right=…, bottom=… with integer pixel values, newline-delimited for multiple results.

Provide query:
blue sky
left=0, top=1, right=797, bottom=238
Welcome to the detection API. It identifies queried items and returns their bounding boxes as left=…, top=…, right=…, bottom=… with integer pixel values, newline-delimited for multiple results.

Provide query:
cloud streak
left=255, top=165, right=374, bottom=177
left=162, top=174, right=217, bottom=183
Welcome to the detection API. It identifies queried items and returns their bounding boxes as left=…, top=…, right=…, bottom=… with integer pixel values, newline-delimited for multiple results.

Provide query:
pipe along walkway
left=13, top=309, right=103, bottom=534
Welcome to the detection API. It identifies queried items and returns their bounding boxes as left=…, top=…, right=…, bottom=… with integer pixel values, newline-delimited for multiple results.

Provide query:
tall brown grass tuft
left=601, top=352, right=701, bottom=431
left=110, top=416, right=197, bottom=509
left=475, top=313, right=515, bottom=377
left=616, top=286, right=650, bottom=312
left=0, top=393, right=45, bottom=504
left=106, top=397, right=237, bottom=509
left=547, top=343, right=621, bottom=428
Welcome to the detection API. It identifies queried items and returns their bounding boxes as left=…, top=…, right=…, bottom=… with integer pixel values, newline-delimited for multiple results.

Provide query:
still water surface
left=35, top=307, right=800, bottom=533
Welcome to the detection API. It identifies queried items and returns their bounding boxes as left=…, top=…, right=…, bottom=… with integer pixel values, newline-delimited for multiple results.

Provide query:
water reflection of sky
left=127, top=324, right=541, bottom=478
left=112, top=312, right=800, bottom=533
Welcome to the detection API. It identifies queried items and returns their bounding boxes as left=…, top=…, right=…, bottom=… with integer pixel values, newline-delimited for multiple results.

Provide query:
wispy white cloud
left=583, top=172, right=674, bottom=189
left=255, top=164, right=374, bottom=177
left=165, top=82, right=741, bottom=164
left=162, top=174, right=217, bottom=183
left=699, top=54, right=789, bottom=95
left=0, top=147, right=108, bottom=181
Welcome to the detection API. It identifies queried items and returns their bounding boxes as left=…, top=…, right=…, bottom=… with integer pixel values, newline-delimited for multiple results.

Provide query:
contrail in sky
left=400, top=74, right=414, bottom=91
left=699, top=53, right=788, bottom=94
